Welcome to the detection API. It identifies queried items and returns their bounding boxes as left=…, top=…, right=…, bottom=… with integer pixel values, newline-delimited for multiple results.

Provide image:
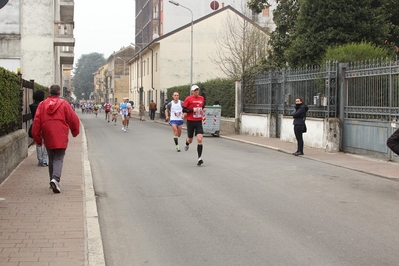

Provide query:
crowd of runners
left=82, top=85, right=206, bottom=166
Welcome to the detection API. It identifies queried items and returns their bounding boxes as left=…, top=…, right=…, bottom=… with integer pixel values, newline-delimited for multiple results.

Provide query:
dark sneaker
left=176, top=148, right=181, bottom=152
left=293, top=152, right=304, bottom=156
left=184, top=145, right=189, bottom=151
left=42, top=162, right=48, bottom=167
left=50, top=179, right=61, bottom=193
left=197, top=158, right=203, bottom=166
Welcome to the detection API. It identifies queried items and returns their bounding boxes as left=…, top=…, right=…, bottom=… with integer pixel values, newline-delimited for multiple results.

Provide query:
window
left=262, top=8, right=269, bottom=17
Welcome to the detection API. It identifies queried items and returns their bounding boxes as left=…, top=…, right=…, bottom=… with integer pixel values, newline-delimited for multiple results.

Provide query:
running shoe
left=184, top=145, right=189, bottom=151
left=197, top=158, right=203, bottom=166
left=50, top=179, right=61, bottom=193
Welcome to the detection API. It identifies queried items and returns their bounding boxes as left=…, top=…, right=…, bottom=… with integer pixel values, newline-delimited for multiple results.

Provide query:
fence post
left=338, top=63, right=348, bottom=152
left=235, top=79, right=242, bottom=134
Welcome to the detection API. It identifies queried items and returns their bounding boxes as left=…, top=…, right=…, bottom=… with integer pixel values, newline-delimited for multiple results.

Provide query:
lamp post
left=116, top=57, right=127, bottom=97
left=169, top=0, right=193, bottom=89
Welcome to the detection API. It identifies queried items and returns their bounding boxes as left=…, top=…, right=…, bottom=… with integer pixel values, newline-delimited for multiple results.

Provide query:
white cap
left=191, top=85, right=199, bottom=91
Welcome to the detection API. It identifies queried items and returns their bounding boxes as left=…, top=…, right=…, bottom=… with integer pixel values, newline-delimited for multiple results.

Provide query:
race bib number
left=193, top=107, right=203, bottom=118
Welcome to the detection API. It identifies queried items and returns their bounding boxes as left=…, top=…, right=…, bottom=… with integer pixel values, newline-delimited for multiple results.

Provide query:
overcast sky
left=74, top=0, right=135, bottom=64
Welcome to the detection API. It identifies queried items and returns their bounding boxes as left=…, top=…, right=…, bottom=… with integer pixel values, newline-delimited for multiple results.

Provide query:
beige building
left=92, top=64, right=108, bottom=104
left=128, top=6, right=269, bottom=111
left=104, top=47, right=135, bottom=105
left=0, top=0, right=75, bottom=91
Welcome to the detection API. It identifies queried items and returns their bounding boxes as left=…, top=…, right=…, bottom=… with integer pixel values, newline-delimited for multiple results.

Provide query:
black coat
left=291, top=104, right=308, bottom=125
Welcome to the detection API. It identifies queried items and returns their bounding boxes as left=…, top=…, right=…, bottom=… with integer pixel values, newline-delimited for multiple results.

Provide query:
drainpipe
left=148, top=47, right=154, bottom=90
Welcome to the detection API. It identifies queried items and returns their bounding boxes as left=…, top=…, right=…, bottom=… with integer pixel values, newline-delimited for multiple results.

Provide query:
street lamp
left=169, top=0, right=193, bottom=89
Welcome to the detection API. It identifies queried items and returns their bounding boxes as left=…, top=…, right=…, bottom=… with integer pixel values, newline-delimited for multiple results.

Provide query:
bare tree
left=210, top=11, right=270, bottom=80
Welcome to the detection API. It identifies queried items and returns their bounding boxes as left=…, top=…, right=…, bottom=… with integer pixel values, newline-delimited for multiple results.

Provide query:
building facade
left=135, top=0, right=275, bottom=48
left=104, top=46, right=135, bottom=105
left=128, top=6, right=270, bottom=112
left=0, top=0, right=75, bottom=91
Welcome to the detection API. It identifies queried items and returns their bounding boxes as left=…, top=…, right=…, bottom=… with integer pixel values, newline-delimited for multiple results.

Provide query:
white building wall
left=163, top=0, right=275, bottom=35
left=0, top=0, right=21, bottom=73
left=158, top=9, right=239, bottom=90
left=20, top=0, right=55, bottom=86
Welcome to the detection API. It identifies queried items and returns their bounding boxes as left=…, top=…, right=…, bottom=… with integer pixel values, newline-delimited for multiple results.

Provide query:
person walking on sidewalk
left=387, top=128, right=399, bottom=155
left=29, top=90, right=48, bottom=167
left=149, top=100, right=157, bottom=120
left=291, top=97, right=308, bottom=156
left=182, top=85, right=206, bottom=165
left=32, top=84, right=80, bottom=193
left=165, top=92, right=184, bottom=152
left=139, top=101, right=146, bottom=121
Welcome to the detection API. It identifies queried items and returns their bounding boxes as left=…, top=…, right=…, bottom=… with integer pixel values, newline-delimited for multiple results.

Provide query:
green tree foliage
left=73, top=53, right=106, bottom=100
left=383, top=0, right=399, bottom=49
left=286, top=0, right=393, bottom=67
left=167, top=78, right=236, bottom=118
left=262, top=0, right=299, bottom=69
left=247, top=0, right=271, bottom=14
left=322, top=42, right=394, bottom=63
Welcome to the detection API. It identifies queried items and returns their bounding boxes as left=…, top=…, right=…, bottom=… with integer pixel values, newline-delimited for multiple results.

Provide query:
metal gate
left=342, top=60, right=399, bottom=160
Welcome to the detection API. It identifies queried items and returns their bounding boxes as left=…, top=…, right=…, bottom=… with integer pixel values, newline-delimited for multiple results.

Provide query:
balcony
left=60, top=46, right=74, bottom=65
left=60, top=0, right=74, bottom=22
left=54, top=22, right=75, bottom=47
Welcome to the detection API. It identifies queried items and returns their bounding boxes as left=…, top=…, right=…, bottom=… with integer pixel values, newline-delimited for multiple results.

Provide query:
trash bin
left=202, top=106, right=221, bottom=137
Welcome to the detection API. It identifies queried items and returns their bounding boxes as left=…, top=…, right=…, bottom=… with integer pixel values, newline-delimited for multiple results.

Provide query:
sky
left=74, top=0, right=135, bottom=65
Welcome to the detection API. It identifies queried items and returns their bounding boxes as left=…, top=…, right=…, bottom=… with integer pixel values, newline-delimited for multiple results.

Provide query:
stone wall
left=0, top=130, right=28, bottom=184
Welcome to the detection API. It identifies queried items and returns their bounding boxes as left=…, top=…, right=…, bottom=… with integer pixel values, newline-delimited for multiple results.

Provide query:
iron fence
left=242, top=61, right=338, bottom=118
left=344, top=59, right=399, bottom=120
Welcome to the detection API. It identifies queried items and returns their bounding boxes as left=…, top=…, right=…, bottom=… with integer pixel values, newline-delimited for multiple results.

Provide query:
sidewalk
left=1, top=118, right=398, bottom=265
left=0, top=127, right=104, bottom=266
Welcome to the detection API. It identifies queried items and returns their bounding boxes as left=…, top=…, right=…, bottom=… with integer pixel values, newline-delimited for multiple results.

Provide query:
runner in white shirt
left=165, top=92, right=184, bottom=152
left=125, top=99, right=132, bottom=130
left=120, top=97, right=129, bottom=132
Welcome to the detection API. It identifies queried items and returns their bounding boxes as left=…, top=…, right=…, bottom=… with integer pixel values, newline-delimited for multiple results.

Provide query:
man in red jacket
left=32, top=84, right=80, bottom=193
left=182, top=85, right=206, bottom=166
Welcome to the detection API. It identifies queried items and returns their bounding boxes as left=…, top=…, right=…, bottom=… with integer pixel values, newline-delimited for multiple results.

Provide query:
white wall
left=240, top=114, right=340, bottom=152
left=280, top=117, right=325, bottom=149
left=240, top=114, right=270, bottom=137
left=158, top=8, right=247, bottom=90
left=20, top=0, right=55, bottom=86
left=163, top=0, right=276, bottom=35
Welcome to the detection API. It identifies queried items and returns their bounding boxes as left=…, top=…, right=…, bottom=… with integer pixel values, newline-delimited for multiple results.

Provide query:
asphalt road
left=80, top=112, right=399, bottom=266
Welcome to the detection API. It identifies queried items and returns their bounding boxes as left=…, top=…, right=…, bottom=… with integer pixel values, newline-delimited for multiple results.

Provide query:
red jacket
left=32, top=96, right=80, bottom=149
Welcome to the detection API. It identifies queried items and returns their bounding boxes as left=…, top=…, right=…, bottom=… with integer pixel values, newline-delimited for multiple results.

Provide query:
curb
left=81, top=123, right=106, bottom=266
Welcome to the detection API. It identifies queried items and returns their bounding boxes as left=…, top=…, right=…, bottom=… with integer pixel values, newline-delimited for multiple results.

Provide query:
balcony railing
left=54, top=22, right=75, bottom=46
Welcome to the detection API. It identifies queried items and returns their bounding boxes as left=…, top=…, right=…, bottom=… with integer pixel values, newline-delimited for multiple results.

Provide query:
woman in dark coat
left=291, top=97, right=309, bottom=156
left=29, top=90, right=48, bottom=166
